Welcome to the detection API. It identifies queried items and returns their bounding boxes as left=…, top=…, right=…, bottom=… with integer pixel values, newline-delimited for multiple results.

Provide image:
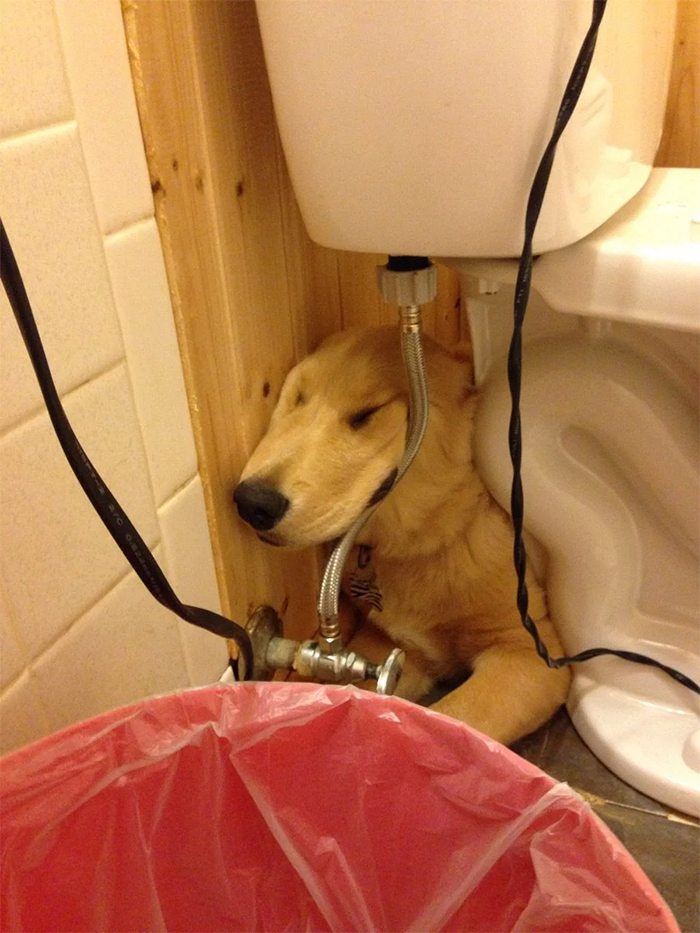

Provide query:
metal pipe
left=317, top=302, right=430, bottom=648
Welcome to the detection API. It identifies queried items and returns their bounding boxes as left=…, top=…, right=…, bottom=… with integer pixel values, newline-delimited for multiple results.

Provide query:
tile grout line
left=1, top=565, right=133, bottom=698
left=156, top=473, right=220, bottom=689
left=102, top=207, right=156, bottom=243
left=99, top=220, right=202, bottom=688
left=0, top=358, right=126, bottom=441
left=100, top=225, right=163, bottom=517
left=103, top=214, right=156, bottom=247
left=0, top=118, right=77, bottom=149
left=0, top=537, right=168, bottom=700
left=53, top=0, right=156, bottom=241
left=157, top=472, right=200, bottom=515
left=154, top=512, right=196, bottom=688
left=99, top=211, right=200, bottom=515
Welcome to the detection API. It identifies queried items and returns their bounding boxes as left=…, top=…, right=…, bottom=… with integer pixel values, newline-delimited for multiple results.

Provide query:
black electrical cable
left=0, top=218, right=253, bottom=681
left=507, top=0, right=699, bottom=696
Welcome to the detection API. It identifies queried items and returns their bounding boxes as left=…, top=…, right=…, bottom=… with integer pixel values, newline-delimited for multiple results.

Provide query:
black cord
left=0, top=218, right=253, bottom=681
left=507, top=0, right=699, bottom=696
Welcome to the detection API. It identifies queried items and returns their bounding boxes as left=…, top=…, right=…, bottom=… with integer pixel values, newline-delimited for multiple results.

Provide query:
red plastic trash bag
left=0, top=682, right=678, bottom=933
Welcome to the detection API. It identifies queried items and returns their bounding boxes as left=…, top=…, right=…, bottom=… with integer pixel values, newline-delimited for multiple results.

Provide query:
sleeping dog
left=234, top=326, right=570, bottom=744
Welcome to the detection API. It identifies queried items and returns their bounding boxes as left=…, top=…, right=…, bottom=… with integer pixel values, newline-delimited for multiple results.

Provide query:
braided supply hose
left=317, top=305, right=429, bottom=648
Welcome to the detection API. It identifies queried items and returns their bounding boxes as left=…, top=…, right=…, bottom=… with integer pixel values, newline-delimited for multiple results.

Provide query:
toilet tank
left=255, top=0, right=676, bottom=258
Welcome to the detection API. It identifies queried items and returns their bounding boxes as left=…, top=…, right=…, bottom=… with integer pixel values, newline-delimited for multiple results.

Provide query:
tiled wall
left=0, top=0, right=229, bottom=755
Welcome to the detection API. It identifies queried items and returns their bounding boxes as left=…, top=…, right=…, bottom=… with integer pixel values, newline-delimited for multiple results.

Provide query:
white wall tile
left=105, top=220, right=199, bottom=505
left=0, top=585, right=28, bottom=691
left=53, top=0, right=153, bottom=235
left=0, top=0, right=73, bottom=139
left=0, top=124, right=125, bottom=432
left=32, top=550, right=189, bottom=734
left=0, top=671, right=52, bottom=756
left=0, top=364, right=160, bottom=659
left=159, top=477, right=229, bottom=685
left=0, top=0, right=219, bottom=752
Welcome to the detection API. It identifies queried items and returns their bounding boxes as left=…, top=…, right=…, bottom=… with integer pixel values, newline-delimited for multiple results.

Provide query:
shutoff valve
left=245, top=606, right=405, bottom=696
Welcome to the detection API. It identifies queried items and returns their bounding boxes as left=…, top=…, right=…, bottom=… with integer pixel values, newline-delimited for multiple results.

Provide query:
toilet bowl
left=449, top=167, right=700, bottom=815
left=254, top=0, right=700, bottom=814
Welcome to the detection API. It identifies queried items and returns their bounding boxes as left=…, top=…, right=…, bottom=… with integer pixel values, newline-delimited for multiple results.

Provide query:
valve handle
left=375, top=648, right=405, bottom=696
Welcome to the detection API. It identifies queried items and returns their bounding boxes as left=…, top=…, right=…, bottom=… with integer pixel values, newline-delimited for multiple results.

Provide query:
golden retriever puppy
left=234, top=326, right=570, bottom=745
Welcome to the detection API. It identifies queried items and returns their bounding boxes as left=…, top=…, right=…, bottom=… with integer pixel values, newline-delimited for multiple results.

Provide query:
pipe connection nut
left=377, top=262, right=438, bottom=307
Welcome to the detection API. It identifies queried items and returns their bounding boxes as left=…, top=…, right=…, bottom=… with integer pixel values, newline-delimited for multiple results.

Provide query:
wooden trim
left=657, top=0, right=699, bottom=168
left=123, top=1, right=325, bottom=639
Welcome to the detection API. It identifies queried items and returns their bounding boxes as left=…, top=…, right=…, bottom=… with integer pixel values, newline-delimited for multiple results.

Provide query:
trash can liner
left=0, top=682, right=678, bottom=933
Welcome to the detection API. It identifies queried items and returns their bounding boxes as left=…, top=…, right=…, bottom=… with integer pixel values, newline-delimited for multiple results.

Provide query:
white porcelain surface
left=256, top=0, right=675, bottom=256
left=570, top=667, right=700, bottom=817
left=0, top=124, right=125, bottom=432
left=469, top=315, right=699, bottom=815
left=449, top=169, right=700, bottom=335
left=0, top=365, right=160, bottom=659
left=53, top=0, right=153, bottom=234
left=0, top=0, right=73, bottom=138
left=533, top=168, right=700, bottom=331
left=106, top=220, right=199, bottom=505
left=32, top=549, right=189, bottom=735
left=159, top=477, right=229, bottom=685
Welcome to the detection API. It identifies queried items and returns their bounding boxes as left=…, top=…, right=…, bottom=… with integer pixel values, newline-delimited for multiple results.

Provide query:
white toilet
left=254, top=0, right=700, bottom=815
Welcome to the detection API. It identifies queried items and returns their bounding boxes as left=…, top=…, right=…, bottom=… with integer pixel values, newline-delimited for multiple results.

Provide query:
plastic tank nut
left=377, top=264, right=437, bottom=307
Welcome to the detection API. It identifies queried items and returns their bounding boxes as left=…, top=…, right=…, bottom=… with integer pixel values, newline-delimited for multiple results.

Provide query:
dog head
left=233, top=327, right=420, bottom=548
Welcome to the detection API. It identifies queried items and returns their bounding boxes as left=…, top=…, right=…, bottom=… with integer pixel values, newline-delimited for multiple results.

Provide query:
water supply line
left=316, top=257, right=435, bottom=652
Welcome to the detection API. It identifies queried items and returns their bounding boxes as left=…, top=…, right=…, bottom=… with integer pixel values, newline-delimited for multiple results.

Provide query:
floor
left=512, top=708, right=700, bottom=933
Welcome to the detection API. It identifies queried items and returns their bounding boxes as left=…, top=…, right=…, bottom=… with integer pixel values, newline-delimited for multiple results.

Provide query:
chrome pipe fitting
left=245, top=606, right=405, bottom=696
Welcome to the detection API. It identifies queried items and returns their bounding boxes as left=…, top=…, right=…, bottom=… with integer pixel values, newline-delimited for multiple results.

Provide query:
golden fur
left=237, top=326, right=570, bottom=744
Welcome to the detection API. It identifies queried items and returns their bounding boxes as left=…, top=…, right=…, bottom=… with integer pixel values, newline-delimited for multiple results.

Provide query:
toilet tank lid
left=449, top=168, right=700, bottom=334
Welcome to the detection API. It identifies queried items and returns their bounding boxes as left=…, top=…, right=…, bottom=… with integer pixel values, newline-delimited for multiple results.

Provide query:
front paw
left=392, top=664, right=436, bottom=703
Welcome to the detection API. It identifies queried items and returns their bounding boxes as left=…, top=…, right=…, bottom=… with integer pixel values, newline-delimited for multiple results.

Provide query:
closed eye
left=348, top=406, right=381, bottom=429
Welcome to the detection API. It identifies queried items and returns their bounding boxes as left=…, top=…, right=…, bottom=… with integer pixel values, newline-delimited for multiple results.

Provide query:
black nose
left=233, top=480, right=290, bottom=531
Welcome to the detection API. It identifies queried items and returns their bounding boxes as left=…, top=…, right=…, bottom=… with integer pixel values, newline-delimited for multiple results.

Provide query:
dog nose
left=233, top=480, right=289, bottom=531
